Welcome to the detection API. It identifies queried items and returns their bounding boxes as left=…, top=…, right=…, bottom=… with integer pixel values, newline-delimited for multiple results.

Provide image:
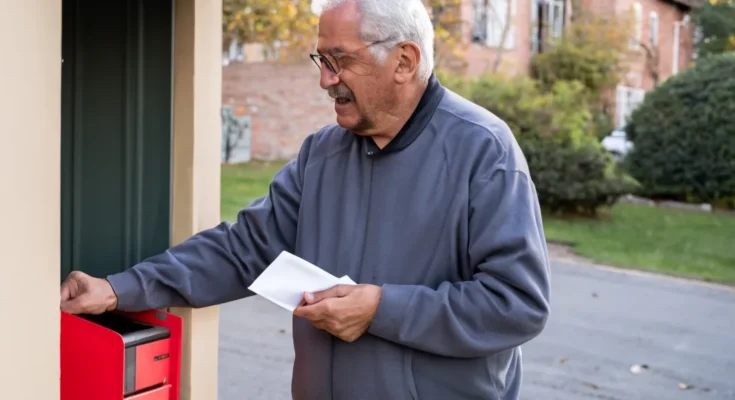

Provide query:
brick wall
left=222, top=61, right=336, bottom=161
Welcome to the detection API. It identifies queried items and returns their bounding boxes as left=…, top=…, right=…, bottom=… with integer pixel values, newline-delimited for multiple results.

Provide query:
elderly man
left=60, top=0, right=551, bottom=398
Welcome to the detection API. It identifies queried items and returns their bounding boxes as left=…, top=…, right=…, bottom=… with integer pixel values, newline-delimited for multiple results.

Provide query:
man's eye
left=335, top=56, right=351, bottom=66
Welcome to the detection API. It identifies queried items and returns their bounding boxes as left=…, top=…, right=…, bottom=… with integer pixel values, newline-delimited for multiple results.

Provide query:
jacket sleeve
left=367, top=167, right=551, bottom=358
left=105, top=136, right=313, bottom=312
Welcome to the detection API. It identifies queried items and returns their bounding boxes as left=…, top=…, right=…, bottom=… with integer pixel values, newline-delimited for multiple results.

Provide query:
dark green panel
left=61, top=0, right=173, bottom=281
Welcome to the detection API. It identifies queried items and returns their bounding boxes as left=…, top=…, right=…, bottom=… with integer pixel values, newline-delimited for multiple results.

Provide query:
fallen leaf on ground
left=630, top=364, right=649, bottom=374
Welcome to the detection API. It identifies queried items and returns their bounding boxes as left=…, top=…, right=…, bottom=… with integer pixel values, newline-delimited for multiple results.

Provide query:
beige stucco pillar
left=168, top=0, right=223, bottom=399
left=0, top=0, right=62, bottom=399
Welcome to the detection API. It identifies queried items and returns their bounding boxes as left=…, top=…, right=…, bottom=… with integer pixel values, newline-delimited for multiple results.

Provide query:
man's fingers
left=60, top=297, right=85, bottom=314
left=294, top=297, right=338, bottom=320
left=293, top=304, right=317, bottom=320
left=305, top=284, right=352, bottom=304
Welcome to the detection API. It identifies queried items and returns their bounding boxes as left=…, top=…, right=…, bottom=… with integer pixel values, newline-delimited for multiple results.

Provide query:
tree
left=429, top=0, right=515, bottom=75
left=427, top=0, right=469, bottom=71
left=532, top=9, right=633, bottom=96
left=640, top=41, right=660, bottom=87
left=490, top=0, right=514, bottom=73
left=222, top=0, right=319, bottom=62
left=692, top=0, right=735, bottom=58
left=530, top=8, right=634, bottom=137
left=223, top=0, right=470, bottom=67
left=440, top=74, right=638, bottom=216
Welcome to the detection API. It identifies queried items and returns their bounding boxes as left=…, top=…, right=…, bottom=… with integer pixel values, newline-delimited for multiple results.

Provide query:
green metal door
left=61, top=0, right=174, bottom=281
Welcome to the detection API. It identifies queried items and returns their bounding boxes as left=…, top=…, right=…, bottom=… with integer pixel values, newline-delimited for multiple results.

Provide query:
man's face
left=315, top=1, right=396, bottom=133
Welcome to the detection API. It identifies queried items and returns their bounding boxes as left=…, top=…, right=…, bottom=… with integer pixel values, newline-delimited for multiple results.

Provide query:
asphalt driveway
left=218, top=259, right=735, bottom=400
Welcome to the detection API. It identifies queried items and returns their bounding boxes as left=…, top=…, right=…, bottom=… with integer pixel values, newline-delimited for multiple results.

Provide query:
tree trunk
left=491, top=0, right=513, bottom=73
left=641, top=42, right=660, bottom=87
left=570, top=0, right=582, bottom=23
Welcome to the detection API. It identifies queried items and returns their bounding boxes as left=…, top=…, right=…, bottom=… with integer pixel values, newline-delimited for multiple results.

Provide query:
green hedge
left=625, top=52, right=735, bottom=208
left=437, top=72, right=638, bottom=215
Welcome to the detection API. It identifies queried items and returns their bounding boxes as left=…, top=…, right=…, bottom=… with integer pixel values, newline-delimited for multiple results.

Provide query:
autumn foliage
left=531, top=9, right=634, bottom=101
left=222, top=0, right=469, bottom=66
left=222, top=0, right=319, bottom=61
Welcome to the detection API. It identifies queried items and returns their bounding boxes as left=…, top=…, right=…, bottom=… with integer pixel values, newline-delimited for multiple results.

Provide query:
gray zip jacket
left=106, top=74, right=551, bottom=400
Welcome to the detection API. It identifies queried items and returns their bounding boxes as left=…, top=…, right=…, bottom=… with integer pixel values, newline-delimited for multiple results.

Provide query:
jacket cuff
left=106, top=271, right=142, bottom=311
left=367, top=284, right=412, bottom=340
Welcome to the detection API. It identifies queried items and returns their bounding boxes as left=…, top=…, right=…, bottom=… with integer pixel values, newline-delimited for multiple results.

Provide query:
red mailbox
left=61, top=309, right=182, bottom=400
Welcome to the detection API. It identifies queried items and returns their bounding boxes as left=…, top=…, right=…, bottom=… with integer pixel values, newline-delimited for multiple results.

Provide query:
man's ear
left=394, top=41, right=421, bottom=83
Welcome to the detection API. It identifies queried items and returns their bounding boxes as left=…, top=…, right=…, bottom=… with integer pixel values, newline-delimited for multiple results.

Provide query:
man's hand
left=60, top=271, right=119, bottom=315
left=293, top=284, right=382, bottom=343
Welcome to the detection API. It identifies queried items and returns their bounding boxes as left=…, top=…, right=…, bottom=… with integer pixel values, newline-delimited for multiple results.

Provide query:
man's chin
left=334, top=101, right=358, bottom=125
left=335, top=115, right=358, bottom=130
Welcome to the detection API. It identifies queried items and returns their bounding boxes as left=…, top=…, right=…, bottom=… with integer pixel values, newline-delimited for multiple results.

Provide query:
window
left=471, top=0, right=488, bottom=43
left=649, top=11, right=659, bottom=47
left=629, top=2, right=643, bottom=50
left=531, top=0, right=566, bottom=53
left=616, top=85, right=646, bottom=127
left=547, top=0, right=565, bottom=38
left=472, top=0, right=516, bottom=49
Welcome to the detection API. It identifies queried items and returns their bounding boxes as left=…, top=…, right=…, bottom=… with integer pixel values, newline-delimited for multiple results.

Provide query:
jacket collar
left=362, top=73, right=446, bottom=156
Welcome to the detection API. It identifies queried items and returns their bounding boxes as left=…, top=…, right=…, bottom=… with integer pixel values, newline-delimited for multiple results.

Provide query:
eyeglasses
left=310, top=52, right=344, bottom=76
left=309, top=38, right=394, bottom=76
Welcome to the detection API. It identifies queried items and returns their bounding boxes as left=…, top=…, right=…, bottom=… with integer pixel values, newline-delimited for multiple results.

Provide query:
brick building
left=222, top=0, right=702, bottom=162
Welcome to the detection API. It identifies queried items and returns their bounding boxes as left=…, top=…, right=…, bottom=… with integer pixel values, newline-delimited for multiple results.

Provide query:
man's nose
left=319, top=65, right=340, bottom=90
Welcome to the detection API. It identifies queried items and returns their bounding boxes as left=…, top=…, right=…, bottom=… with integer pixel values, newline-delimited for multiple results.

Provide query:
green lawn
left=544, top=205, right=735, bottom=284
left=221, top=162, right=735, bottom=285
left=221, top=161, right=287, bottom=222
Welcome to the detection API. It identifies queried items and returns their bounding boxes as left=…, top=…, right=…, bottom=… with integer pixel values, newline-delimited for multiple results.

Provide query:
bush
left=625, top=52, right=735, bottom=207
left=439, top=72, right=638, bottom=215
left=523, top=139, right=639, bottom=215
left=462, top=74, right=592, bottom=145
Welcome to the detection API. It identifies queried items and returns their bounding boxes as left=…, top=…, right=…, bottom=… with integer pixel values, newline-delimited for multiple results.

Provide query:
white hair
left=313, top=0, right=435, bottom=82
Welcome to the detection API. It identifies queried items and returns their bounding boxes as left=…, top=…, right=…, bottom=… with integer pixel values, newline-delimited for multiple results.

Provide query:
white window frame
left=649, top=11, right=659, bottom=47
left=530, top=0, right=565, bottom=52
left=616, top=85, right=646, bottom=128
left=530, top=0, right=539, bottom=52
left=472, top=0, right=516, bottom=49
left=546, top=0, right=565, bottom=39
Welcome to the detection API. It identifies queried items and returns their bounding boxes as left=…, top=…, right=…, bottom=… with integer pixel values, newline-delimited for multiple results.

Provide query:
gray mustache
left=327, top=85, right=355, bottom=101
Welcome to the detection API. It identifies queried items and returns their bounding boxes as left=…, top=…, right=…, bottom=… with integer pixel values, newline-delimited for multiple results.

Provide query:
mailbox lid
left=80, top=312, right=170, bottom=347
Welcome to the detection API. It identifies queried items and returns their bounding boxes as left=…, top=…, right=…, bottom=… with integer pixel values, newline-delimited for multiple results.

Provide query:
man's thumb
left=305, top=284, right=349, bottom=304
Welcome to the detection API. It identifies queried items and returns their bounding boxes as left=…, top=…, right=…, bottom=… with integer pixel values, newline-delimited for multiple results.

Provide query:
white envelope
left=248, top=251, right=357, bottom=312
